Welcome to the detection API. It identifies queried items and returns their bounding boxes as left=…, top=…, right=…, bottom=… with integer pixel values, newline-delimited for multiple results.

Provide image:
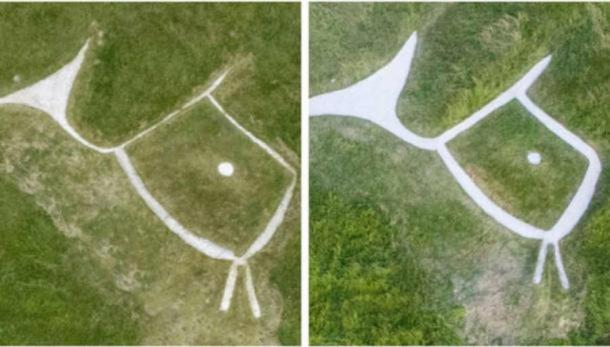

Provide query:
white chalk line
left=245, top=263, right=262, bottom=318
left=310, top=31, right=602, bottom=289
left=0, top=39, right=296, bottom=318
left=220, top=261, right=239, bottom=312
left=533, top=240, right=550, bottom=284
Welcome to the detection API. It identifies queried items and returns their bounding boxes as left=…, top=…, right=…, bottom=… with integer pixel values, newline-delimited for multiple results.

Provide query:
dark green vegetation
left=0, top=3, right=299, bottom=345
left=270, top=210, right=301, bottom=346
left=0, top=176, right=139, bottom=345
left=311, top=3, right=609, bottom=344
left=449, top=100, right=588, bottom=230
left=311, top=193, right=462, bottom=345
left=129, top=100, right=291, bottom=254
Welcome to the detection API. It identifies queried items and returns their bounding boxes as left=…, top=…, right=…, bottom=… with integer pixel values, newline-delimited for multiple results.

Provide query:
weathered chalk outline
left=0, top=40, right=297, bottom=317
left=310, top=32, right=602, bottom=289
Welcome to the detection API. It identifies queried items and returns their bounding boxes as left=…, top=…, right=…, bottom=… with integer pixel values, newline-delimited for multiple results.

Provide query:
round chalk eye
left=527, top=151, right=542, bottom=165
left=218, top=162, right=234, bottom=177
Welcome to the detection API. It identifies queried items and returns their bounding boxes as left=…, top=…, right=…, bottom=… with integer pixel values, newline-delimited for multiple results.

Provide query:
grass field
left=0, top=3, right=299, bottom=345
left=311, top=3, right=609, bottom=345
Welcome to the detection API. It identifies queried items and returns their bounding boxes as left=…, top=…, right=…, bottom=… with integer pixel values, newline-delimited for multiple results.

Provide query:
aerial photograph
left=0, top=3, right=300, bottom=345
left=310, top=2, right=609, bottom=345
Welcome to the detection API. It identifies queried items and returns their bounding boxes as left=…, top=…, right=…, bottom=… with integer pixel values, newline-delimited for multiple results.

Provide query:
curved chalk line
left=310, top=32, right=602, bottom=289
left=0, top=39, right=296, bottom=318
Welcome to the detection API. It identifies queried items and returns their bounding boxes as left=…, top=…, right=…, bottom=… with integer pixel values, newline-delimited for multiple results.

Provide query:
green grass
left=270, top=216, right=301, bottom=346
left=311, top=192, right=462, bottom=345
left=448, top=100, right=588, bottom=229
left=0, top=3, right=300, bottom=344
left=128, top=100, right=291, bottom=254
left=0, top=175, right=139, bottom=344
left=311, top=3, right=610, bottom=344
left=577, top=207, right=610, bottom=345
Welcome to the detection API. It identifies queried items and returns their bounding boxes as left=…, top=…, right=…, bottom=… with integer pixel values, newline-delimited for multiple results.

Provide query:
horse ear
left=0, top=40, right=109, bottom=153
left=310, top=32, right=417, bottom=119
left=0, top=40, right=90, bottom=122
left=309, top=32, right=437, bottom=150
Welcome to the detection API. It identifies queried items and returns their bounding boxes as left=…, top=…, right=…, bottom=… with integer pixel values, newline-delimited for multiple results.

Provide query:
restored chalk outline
left=310, top=32, right=602, bottom=289
left=0, top=40, right=297, bottom=318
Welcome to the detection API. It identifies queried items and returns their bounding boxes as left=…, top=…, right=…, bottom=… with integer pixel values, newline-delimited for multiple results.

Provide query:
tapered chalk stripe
left=553, top=242, right=570, bottom=289
left=533, top=240, right=549, bottom=284
left=115, top=149, right=171, bottom=220
left=518, top=95, right=597, bottom=157
left=220, top=261, right=239, bottom=312
left=245, top=263, right=261, bottom=318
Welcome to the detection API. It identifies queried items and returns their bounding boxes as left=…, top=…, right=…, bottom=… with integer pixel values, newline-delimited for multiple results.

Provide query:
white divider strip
left=245, top=263, right=262, bottom=318
left=553, top=242, right=570, bottom=289
left=183, top=70, right=229, bottom=110
left=220, top=261, right=239, bottom=312
left=533, top=241, right=549, bottom=284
